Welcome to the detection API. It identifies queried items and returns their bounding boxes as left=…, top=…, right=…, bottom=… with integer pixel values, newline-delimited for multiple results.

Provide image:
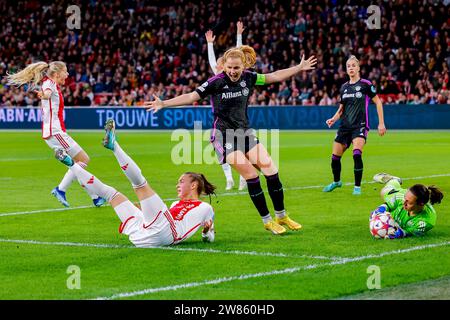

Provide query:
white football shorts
left=44, top=132, right=83, bottom=158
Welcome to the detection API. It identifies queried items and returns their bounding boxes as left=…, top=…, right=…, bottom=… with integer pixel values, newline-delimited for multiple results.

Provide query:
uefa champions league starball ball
left=370, top=212, right=397, bottom=239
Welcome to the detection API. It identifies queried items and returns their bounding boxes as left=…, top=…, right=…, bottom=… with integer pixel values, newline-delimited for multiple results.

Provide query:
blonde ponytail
left=6, top=62, right=49, bottom=88
left=7, top=61, right=66, bottom=89
left=240, top=45, right=256, bottom=69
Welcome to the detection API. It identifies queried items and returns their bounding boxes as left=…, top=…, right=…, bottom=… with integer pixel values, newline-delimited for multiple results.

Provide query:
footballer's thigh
left=45, top=132, right=84, bottom=160
left=332, top=141, right=347, bottom=156
left=138, top=190, right=169, bottom=225
left=226, top=150, right=259, bottom=179
left=352, top=137, right=366, bottom=151
left=246, top=143, right=278, bottom=176
left=110, top=193, right=143, bottom=226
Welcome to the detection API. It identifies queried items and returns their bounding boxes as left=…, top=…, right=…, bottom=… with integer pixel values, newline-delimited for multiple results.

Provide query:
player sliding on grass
left=6, top=61, right=106, bottom=208
left=371, top=173, right=443, bottom=238
left=145, top=46, right=317, bottom=235
left=54, top=119, right=216, bottom=247
left=324, top=55, right=386, bottom=195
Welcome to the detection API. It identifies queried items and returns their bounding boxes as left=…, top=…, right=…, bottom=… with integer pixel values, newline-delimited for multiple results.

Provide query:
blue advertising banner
left=0, top=105, right=449, bottom=130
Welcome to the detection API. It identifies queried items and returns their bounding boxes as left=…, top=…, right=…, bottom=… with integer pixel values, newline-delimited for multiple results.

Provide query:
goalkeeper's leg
left=380, top=178, right=402, bottom=199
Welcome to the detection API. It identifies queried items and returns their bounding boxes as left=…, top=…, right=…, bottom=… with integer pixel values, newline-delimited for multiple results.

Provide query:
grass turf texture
left=0, top=130, right=449, bottom=300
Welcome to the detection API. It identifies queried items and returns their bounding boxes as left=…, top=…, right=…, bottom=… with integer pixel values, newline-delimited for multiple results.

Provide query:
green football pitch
left=0, top=130, right=449, bottom=300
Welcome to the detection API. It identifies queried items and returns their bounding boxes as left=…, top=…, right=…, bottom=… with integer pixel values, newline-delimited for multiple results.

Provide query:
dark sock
left=246, top=177, right=270, bottom=217
left=265, top=173, right=284, bottom=212
left=353, top=149, right=363, bottom=187
left=331, top=154, right=342, bottom=182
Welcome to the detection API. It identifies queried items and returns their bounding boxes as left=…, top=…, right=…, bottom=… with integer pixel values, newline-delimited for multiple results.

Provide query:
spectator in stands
left=0, top=0, right=448, bottom=106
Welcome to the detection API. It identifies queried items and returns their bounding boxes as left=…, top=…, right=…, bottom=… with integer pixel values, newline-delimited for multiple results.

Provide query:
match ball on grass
left=370, top=212, right=396, bottom=239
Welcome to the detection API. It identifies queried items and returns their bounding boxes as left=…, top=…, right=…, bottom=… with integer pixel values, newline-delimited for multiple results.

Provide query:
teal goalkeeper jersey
left=384, top=188, right=437, bottom=236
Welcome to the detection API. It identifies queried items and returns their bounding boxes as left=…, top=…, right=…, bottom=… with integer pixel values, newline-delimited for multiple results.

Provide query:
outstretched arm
left=144, top=92, right=201, bottom=113
left=264, top=55, right=317, bottom=85
left=326, top=104, right=344, bottom=128
left=372, top=95, right=386, bottom=136
left=205, top=30, right=218, bottom=75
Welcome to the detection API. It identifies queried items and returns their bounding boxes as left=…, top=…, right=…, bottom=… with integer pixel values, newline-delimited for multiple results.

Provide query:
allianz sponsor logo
left=342, top=92, right=362, bottom=99
left=222, top=88, right=249, bottom=99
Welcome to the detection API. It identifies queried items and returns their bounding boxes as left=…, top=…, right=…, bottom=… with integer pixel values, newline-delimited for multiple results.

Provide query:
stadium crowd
left=0, top=0, right=449, bottom=107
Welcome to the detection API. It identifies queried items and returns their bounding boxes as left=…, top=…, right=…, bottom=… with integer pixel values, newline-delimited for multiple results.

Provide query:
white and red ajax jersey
left=169, top=199, right=215, bottom=244
left=41, top=77, right=66, bottom=139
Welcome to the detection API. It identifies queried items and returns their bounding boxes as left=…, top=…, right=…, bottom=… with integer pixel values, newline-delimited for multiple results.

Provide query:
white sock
left=76, top=162, right=100, bottom=199
left=239, top=175, right=246, bottom=184
left=70, top=163, right=118, bottom=202
left=113, top=142, right=147, bottom=188
left=275, top=210, right=286, bottom=219
left=58, top=169, right=77, bottom=192
left=262, top=214, right=272, bottom=224
left=222, top=163, right=233, bottom=181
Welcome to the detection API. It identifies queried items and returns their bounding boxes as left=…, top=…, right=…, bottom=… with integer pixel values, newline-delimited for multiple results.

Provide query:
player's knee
left=110, top=192, right=127, bottom=207
left=82, top=154, right=91, bottom=164
left=241, top=168, right=258, bottom=180
left=74, top=151, right=90, bottom=164
left=380, top=185, right=393, bottom=199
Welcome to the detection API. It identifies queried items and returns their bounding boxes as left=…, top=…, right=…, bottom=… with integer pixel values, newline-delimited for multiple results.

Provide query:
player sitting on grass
left=371, top=173, right=444, bottom=238
left=54, top=119, right=216, bottom=247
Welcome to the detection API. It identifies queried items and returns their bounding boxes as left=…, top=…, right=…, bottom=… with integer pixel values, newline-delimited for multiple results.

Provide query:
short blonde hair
left=346, top=55, right=360, bottom=66
left=223, top=47, right=246, bottom=66
left=7, top=61, right=67, bottom=88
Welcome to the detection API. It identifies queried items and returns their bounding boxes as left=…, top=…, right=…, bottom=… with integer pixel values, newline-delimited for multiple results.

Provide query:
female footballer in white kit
left=54, top=119, right=216, bottom=247
left=7, top=61, right=105, bottom=207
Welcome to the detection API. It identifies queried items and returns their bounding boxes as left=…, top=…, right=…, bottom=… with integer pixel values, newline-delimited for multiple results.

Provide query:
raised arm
left=264, top=55, right=317, bottom=85
left=144, top=92, right=201, bottom=113
left=205, top=30, right=218, bottom=75
left=236, top=21, right=244, bottom=47
left=372, top=95, right=386, bottom=136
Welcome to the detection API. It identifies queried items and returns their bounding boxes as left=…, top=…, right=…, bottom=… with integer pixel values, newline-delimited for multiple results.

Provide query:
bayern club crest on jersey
left=225, top=143, right=232, bottom=150
left=355, top=86, right=361, bottom=91
left=240, top=80, right=247, bottom=87
left=355, top=92, right=363, bottom=98
left=242, top=88, right=250, bottom=96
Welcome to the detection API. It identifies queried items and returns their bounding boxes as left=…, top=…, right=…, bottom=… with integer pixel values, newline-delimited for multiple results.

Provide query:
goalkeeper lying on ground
left=371, top=173, right=444, bottom=238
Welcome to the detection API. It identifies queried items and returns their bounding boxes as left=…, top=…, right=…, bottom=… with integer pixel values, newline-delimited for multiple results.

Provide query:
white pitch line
left=1, top=173, right=449, bottom=218
left=93, top=241, right=450, bottom=300
left=0, top=238, right=340, bottom=261
left=0, top=205, right=98, bottom=217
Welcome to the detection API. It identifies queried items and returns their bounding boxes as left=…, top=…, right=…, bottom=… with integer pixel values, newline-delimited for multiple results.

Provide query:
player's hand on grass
left=202, top=219, right=213, bottom=233
left=144, top=94, right=164, bottom=113
left=378, top=124, right=386, bottom=136
left=205, top=30, right=215, bottom=43
left=299, top=55, right=317, bottom=71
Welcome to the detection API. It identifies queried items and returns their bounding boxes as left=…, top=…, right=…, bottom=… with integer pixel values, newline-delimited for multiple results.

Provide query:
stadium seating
left=0, top=0, right=448, bottom=106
